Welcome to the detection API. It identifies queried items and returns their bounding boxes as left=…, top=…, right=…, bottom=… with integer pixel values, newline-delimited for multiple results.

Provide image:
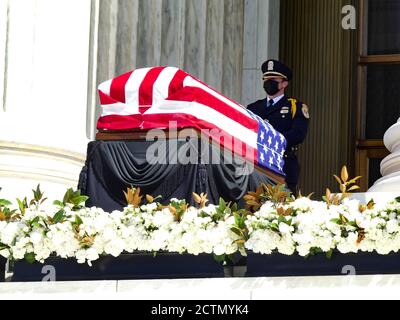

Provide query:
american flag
left=97, top=66, right=286, bottom=175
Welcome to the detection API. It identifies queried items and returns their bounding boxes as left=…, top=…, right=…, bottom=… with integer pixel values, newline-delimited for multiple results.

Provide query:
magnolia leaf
left=192, top=192, right=202, bottom=204
left=326, top=250, right=334, bottom=259
left=235, top=240, right=246, bottom=245
left=348, top=176, right=363, bottom=185
left=230, top=227, right=243, bottom=237
left=213, top=254, right=226, bottom=263
left=146, top=194, right=154, bottom=203
left=340, top=214, right=349, bottom=224
left=53, top=209, right=66, bottom=224
left=333, top=175, right=342, bottom=185
left=72, top=195, right=89, bottom=205
left=347, top=185, right=360, bottom=192
left=0, top=199, right=12, bottom=207
left=24, top=252, right=36, bottom=264
left=269, top=223, right=279, bottom=233
left=53, top=200, right=64, bottom=207
left=306, top=192, right=315, bottom=200
left=367, top=199, right=376, bottom=210
left=331, top=218, right=342, bottom=225
left=276, top=207, right=285, bottom=216
left=74, top=215, right=83, bottom=226
left=63, top=188, right=73, bottom=204
left=341, top=166, right=349, bottom=183
left=325, top=189, right=332, bottom=200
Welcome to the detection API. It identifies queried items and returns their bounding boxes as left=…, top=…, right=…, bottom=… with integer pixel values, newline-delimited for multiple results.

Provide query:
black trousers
left=283, top=155, right=300, bottom=194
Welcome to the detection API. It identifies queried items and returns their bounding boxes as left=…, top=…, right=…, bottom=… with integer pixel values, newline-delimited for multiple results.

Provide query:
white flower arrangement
left=245, top=196, right=400, bottom=258
left=0, top=188, right=241, bottom=266
left=1, top=173, right=400, bottom=267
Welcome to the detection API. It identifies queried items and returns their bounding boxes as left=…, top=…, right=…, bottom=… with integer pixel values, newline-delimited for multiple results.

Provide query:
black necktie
left=268, top=99, right=274, bottom=108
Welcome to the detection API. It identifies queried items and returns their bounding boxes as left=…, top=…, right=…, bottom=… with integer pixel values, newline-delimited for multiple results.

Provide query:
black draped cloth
left=78, top=139, right=275, bottom=212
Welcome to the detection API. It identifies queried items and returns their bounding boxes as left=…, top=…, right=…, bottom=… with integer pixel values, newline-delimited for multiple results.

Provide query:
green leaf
left=0, top=199, right=12, bottom=207
left=231, top=203, right=238, bottom=213
left=71, top=196, right=89, bottom=205
left=17, top=198, right=28, bottom=213
left=32, top=184, right=43, bottom=201
left=63, top=188, right=73, bottom=204
left=74, top=215, right=83, bottom=226
left=53, top=209, right=66, bottom=224
left=230, top=227, right=243, bottom=237
left=396, top=197, right=400, bottom=203
left=326, top=250, right=333, bottom=259
left=330, top=218, right=342, bottom=225
left=53, top=200, right=65, bottom=207
left=31, top=216, right=40, bottom=225
left=219, top=198, right=226, bottom=212
left=269, top=223, right=279, bottom=233
left=213, top=254, right=226, bottom=263
left=24, top=252, right=36, bottom=264
left=348, top=221, right=358, bottom=229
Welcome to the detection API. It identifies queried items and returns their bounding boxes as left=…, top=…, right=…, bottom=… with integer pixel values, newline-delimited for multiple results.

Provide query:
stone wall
left=0, top=0, right=279, bottom=200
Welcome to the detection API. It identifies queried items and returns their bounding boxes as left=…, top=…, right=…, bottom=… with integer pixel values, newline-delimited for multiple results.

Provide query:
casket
left=78, top=67, right=287, bottom=211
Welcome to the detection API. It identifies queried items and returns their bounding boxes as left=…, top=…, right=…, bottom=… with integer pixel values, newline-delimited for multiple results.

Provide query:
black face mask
left=264, top=80, right=280, bottom=96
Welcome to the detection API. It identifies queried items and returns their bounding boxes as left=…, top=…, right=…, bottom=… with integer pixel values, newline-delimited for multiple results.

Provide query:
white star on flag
left=260, top=131, right=265, bottom=141
left=269, top=157, right=274, bottom=166
left=260, top=152, right=265, bottom=163
left=268, top=137, right=272, bottom=146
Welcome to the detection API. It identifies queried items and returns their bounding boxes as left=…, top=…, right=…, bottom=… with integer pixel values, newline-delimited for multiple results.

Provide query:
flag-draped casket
left=97, top=67, right=287, bottom=176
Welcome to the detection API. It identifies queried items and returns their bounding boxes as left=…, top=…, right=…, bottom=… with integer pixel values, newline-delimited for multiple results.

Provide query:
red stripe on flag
left=97, top=114, right=143, bottom=131
left=138, top=67, right=165, bottom=106
left=110, top=71, right=134, bottom=104
left=142, top=112, right=257, bottom=162
left=168, top=69, right=189, bottom=98
left=98, top=90, right=119, bottom=105
left=166, top=87, right=258, bottom=132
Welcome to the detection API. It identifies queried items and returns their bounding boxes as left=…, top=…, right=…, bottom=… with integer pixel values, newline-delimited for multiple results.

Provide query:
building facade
left=0, top=0, right=398, bottom=199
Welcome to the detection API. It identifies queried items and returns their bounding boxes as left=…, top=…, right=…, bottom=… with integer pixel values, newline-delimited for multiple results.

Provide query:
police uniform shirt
left=247, top=95, right=309, bottom=151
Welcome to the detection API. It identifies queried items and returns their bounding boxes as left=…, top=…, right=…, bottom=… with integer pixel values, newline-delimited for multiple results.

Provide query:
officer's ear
left=281, top=80, right=289, bottom=90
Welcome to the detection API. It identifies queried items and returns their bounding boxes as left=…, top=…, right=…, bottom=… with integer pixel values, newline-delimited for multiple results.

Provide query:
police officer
left=247, top=59, right=309, bottom=194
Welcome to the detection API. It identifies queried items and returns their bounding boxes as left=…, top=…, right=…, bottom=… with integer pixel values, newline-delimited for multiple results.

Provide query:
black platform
left=7, top=251, right=400, bottom=282
left=246, top=251, right=400, bottom=277
left=0, top=257, right=5, bottom=282
left=10, top=252, right=224, bottom=282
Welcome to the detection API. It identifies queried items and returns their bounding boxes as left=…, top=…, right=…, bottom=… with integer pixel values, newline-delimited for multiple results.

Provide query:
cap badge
left=268, top=61, right=274, bottom=71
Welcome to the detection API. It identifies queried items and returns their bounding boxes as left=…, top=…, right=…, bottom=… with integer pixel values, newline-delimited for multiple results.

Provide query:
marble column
left=369, top=117, right=400, bottom=193
left=0, top=0, right=91, bottom=200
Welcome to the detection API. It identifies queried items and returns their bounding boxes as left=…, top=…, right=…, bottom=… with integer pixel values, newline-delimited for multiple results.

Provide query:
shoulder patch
left=302, top=104, right=310, bottom=119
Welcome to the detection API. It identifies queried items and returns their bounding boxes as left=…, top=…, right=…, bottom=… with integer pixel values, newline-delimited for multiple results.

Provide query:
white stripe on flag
left=101, top=103, right=140, bottom=116
left=98, top=79, right=113, bottom=96
left=152, top=67, right=179, bottom=103
left=125, top=67, right=152, bottom=106
left=183, top=76, right=252, bottom=118
left=145, top=100, right=258, bottom=149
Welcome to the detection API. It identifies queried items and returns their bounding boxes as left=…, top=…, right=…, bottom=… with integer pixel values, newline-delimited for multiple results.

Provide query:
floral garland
left=0, top=167, right=400, bottom=266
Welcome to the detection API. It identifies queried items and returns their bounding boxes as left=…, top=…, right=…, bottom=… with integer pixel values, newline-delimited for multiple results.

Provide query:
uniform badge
left=268, top=61, right=274, bottom=71
left=302, top=104, right=310, bottom=119
left=280, top=109, right=289, bottom=114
